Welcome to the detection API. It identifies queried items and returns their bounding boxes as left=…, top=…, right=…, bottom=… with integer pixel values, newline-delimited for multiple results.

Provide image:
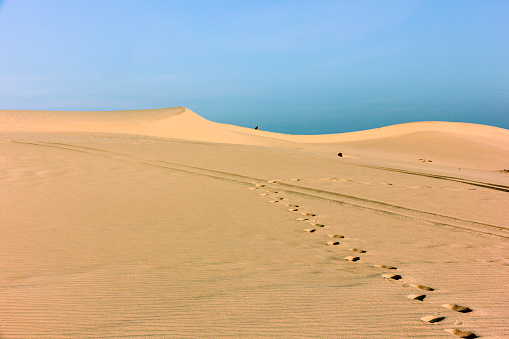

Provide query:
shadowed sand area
left=1, top=107, right=508, bottom=338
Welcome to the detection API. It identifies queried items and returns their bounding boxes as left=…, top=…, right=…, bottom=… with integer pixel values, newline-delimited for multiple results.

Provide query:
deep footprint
left=373, top=265, right=397, bottom=269
left=443, top=304, right=472, bottom=313
left=407, top=294, right=426, bottom=301
left=409, top=284, right=435, bottom=291
left=345, top=256, right=360, bottom=262
left=421, top=315, right=445, bottom=323
left=382, top=274, right=402, bottom=280
left=349, top=248, right=366, bottom=253
left=444, top=329, right=477, bottom=338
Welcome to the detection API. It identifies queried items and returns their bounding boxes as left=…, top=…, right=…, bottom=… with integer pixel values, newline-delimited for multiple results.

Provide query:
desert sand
left=1, top=107, right=508, bottom=338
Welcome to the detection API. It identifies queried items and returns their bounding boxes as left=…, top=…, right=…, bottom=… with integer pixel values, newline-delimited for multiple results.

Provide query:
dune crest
left=1, top=106, right=508, bottom=170
left=2, top=106, right=508, bottom=145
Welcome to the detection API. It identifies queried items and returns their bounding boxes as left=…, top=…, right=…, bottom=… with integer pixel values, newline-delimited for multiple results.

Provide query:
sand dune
left=1, top=107, right=508, bottom=338
left=2, top=106, right=508, bottom=170
left=0, top=107, right=273, bottom=146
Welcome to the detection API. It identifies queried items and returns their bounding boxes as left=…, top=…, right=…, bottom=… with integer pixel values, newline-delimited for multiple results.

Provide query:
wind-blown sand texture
left=1, top=107, right=508, bottom=338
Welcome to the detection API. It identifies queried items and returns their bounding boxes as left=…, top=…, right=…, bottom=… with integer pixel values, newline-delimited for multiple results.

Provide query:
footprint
left=442, top=304, right=472, bottom=313
left=304, top=229, right=316, bottom=233
left=349, top=248, right=366, bottom=253
left=290, top=178, right=300, bottom=181
left=409, top=284, right=435, bottom=291
left=258, top=193, right=269, bottom=196
left=326, top=241, right=340, bottom=246
left=286, top=204, right=299, bottom=207
left=421, top=315, right=445, bottom=323
left=301, top=212, right=316, bottom=216
left=382, top=274, right=402, bottom=280
left=345, top=256, right=360, bottom=262
left=268, top=180, right=278, bottom=184
left=311, top=223, right=325, bottom=228
left=296, top=218, right=309, bottom=221
left=268, top=200, right=279, bottom=203
left=444, top=329, right=477, bottom=338
left=373, top=265, right=397, bottom=270
left=268, top=190, right=279, bottom=193
left=255, top=184, right=266, bottom=188
left=328, top=234, right=344, bottom=239
left=288, top=208, right=298, bottom=212
left=407, top=294, right=426, bottom=301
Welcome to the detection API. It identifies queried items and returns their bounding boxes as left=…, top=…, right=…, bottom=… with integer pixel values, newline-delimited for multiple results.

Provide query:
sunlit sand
left=1, top=107, right=508, bottom=338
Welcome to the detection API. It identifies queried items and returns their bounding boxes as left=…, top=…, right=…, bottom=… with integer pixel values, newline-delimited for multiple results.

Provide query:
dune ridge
left=2, top=106, right=508, bottom=146
left=2, top=106, right=508, bottom=172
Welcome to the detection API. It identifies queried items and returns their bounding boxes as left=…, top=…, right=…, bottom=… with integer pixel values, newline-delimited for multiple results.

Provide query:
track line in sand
left=340, top=161, right=509, bottom=193
left=311, top=177, right=474, bottom=191
left=9, top=139, right=509, bottom=239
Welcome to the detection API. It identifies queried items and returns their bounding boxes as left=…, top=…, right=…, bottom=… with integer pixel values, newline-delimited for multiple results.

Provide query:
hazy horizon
left=1, top=0, right=508, bottom=134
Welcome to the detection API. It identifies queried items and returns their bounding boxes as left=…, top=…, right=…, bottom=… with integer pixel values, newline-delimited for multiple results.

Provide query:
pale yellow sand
left=0, top=107, right=508, bottom=338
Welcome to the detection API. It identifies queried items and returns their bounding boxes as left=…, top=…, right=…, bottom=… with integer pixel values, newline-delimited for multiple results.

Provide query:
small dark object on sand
left=337, top=153, right=342, bottom=157
left=254, top=126, right=259, bottom=130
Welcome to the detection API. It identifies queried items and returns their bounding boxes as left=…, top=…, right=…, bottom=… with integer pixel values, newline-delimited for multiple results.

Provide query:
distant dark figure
left=255, top=126, right=259, bottom=130
left=337, top=153, right=343, bottom=157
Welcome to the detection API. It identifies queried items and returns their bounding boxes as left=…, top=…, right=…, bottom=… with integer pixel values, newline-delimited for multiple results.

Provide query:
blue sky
left=0, top=0, right=508, bottom=134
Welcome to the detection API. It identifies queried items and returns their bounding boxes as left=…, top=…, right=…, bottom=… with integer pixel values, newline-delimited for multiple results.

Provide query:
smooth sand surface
left=1, top=107, right=508, bottom=338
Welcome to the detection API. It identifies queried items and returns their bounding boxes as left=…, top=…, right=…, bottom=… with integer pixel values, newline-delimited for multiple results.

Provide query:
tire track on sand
left=340, top=161, right=509, bottom=193
left=9, top=139, right=509, bottom=239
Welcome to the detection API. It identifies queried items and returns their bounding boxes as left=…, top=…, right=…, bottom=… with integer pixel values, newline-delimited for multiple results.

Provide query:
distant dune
left=1, top=106, right=508, bottom=170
